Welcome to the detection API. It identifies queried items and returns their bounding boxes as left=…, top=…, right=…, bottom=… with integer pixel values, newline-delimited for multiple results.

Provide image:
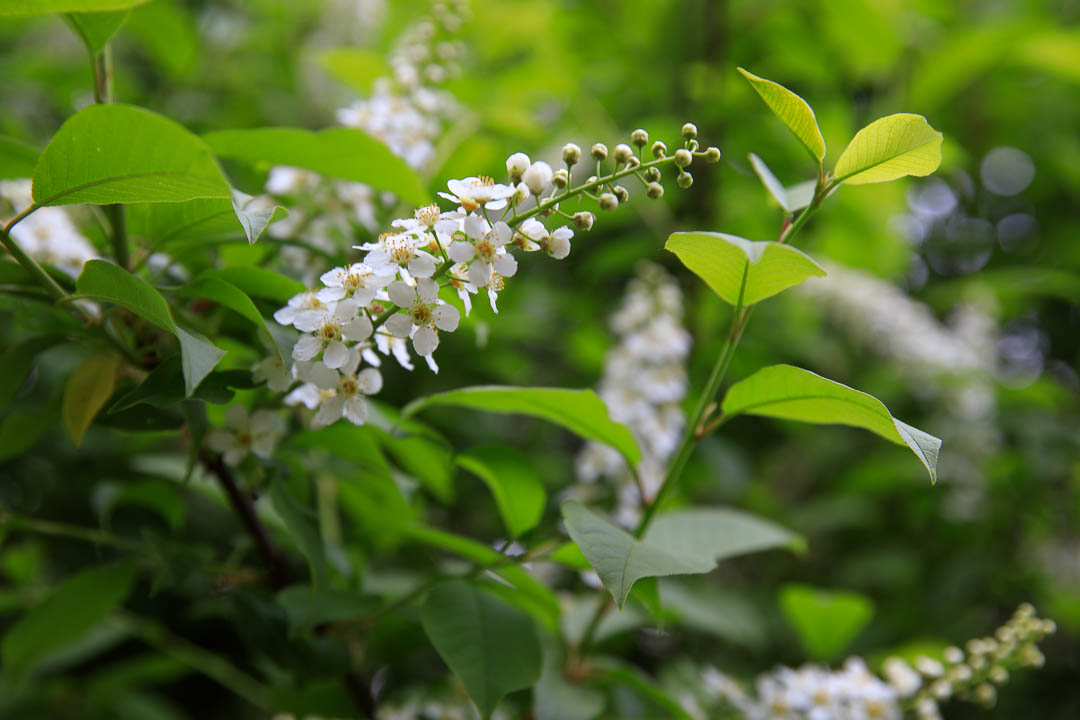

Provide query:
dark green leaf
left=0, top=407, right=52, bottom=462
left=457, top=445, right=545, bottom=538
left=270, top=478, right=328, bottom=590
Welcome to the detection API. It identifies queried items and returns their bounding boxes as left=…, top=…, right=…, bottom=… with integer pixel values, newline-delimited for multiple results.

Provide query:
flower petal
left=416, top=278, right=439, bottom=304
left=463, top=214, right=486, bottom=239
left=494, top=253, right=517, bottom=277
left=413, top=326, right=439, bottom=356
left=357, top=367, right=383, bottom=395
left=408, top=254, right=436, bottom=278
left=433, top=303, right=460, bottom=332
left=448, top=241, right=475, bottom=263
left=344, top=396, right=368, bottom=426
left=312, top=394, right=345, bottom=428
left=387, top=280, right=416, bottom=308
left=323, top=340, right=349, bottom=369
left=292, top=334, right=324, bottom=361
left=384, top=313, right=414, bottom=338
left=342, top=315, right=373, bottom=341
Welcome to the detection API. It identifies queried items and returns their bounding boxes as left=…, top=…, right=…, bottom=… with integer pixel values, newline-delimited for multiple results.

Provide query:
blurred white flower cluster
left=265, top=0, right=468, bottom=276
left=0, top=179, right=98, bottom=277
left=696, top=604, right=1054, bottom=720
left=263, top=155, right=579, bottom=430
left=574, top=263, right=691, bottom=528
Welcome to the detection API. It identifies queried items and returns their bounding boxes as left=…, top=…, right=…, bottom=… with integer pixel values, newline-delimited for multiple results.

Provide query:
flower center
left=385, top=235, right=414, bottom=265
left=319, top=320, right=341, bottom=340
left=414, top=203, right=440, bottom=226
left=476, top=237, right=496, bottom=262
left=340, top=377, right=359, bottom=396
left=410, top=303, right=433, bottom=325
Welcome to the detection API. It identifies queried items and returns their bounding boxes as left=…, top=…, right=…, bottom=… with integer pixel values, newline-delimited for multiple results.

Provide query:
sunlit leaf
left=721, top=364, right=941, bottom=482
left=748, top=152, right=792, bottom=212
left=62, top=353, right=120, bottom=447
left=0, top=0, right=148, bottom=16
left=666, top=231, right=826, bottom=306
left=33, top=105, right=230, bottom=206
left=779, top=583, right=874, bottom=661
left=64, top=9, right=130, bottom=53
left=420, top=581, right=542, bottom=719
left=832, top=113, right=943, bottom=185
left=404, top=386, right=640, bottom=468
left=738, top=67, right=826, bottom=161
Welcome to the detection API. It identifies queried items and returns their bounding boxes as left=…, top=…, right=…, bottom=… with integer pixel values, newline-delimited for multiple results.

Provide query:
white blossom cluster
left=0, top=179, right=98, bottom=277
left=574, top=263, right=691, bottom=528
left=265, top=1, right=468, bottom=276
left=260, top=158, right=578, bottom=430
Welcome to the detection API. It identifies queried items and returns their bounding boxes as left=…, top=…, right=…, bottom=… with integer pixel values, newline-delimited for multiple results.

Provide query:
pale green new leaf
left=457, top=445, right=546, bottom=538
left=203, top=127, right=428, bottom=206
left=0, top=0, right=148, bottom=16
left=738, top=67, right=826, bottom=161
left=420, top=581, right=542, bottom=719
left=833, top=113, right=943, bottom=185
left=317, top=48, right=391, bottom=92
left=64, top=9, right=130, bottom=53
left=62, top=353, right=120, bottom=447
left=666, top=231, right=826, bottom=307
left=748, top=152, right=792, bottom=212
left=405, top=386, right=640, bottom=468
left=33, top=105, right=230, bottom=206
left=780, top=583, right=874, bottom=661
left=721, top=364, right=941, bottom=482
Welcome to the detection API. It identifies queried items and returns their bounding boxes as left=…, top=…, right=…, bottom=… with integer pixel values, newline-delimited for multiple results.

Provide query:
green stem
left=0, top=512, right=148, bottom=555
left=0, top=223, right=70, bottom=302
left=106, top=204, right=129, bottom=269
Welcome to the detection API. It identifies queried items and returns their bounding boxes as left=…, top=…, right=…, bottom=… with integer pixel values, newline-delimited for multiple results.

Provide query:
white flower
left=517, top=218, right=572, bottom=259
left=358, top=231, right=438, bottom=280
left=273, top=291, right=329, bottom=328
left=438, top=176, right=515, bottom=212
left=447, top=262, right=478, bottom=316
left=375, top=333, right=415, bottom=371
left=505, top=152, right=530, bottom=181
left=207, top=406, right=284, bottom=465
left=292, top=299, right=373, bottom=368
left=1, top=180, right=97, bottom=277
left=883, top=658, right=922, bottom=697
left=448, top=215, right=517, bottom=287
left=383, top=278, right=460, bottom=356
left=252, top=355, right=292, bottom=392
left=297, top=356, right=383, bottom=428
left=317, top=263, right=392, bottom=304
left=522, top=161, right=553, bottom=195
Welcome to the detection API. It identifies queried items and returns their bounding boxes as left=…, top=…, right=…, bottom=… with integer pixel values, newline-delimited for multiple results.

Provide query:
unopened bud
left=651, top=141, right=667, bottom=158
left=613, top=185, right=629, bottom=203
left=591, top=143, right=608, bottom=161
left=614, top=143, right=634, bottom=163
left=674, top=148, right=693, bottom=167
left=646, top=182, right=664, bottom=199
left=625, top=156, right=641, bottom=168
left=506, top=152, right=530, bottom=182
left=705, top=146, right=721, bottom=162
left=552, top=168, right=569, bottom=188
left=631, top=128, right=649, bottom=147
left=645, top=167, right=661, bottom=182
left=572, top=211, right=594, bottom=231
left=687, top=139, right=700, bottom=151
left=677, top=171, right=693, bottom=189
left=682, top=122, right=698, bottom=139
left=598, top=192, right=618, bottom=210
left=562, top=143, right=581, bottom=166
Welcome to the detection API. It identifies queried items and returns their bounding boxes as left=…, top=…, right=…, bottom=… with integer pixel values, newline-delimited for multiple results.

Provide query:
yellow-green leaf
left=832, top=113, right=943, bottom=185
left=62, top=353, right=121, bottom=447
left=738, top=67, right=826, bottom=162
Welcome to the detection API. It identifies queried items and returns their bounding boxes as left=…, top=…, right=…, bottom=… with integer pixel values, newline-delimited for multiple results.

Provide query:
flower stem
left=0, top=222, right=70, bottom=302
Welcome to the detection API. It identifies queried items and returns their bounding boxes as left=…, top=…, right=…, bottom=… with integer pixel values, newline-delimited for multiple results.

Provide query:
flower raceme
left=266, top=127, right=721, bottom=429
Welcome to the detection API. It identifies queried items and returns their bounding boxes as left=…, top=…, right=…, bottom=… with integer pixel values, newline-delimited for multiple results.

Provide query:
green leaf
left=110, top=357, right=252, bottom=412
left=0, top=0, right=148, bottom=15
left=779, top=583, right=874, bottom=661
left=179, top=275, right=283, bottom=360
left=666, top=231, right=826, bottom=307
left=64, top=9, right=130, bottom=53
left=203, top=127, right=429, bottom=206
left=563, top=502, right=802, bottom=609
left=316, top=48, right=391, bottom=92
left=372, top=426, right=455, bottom=503
left=0, top=408, right=52, bottom=462
left=32, top=104, right=230, bottom=206
left=76, top=260, right=226, bottom=395
left=0, top=334, right=66, bottom=408
left=457, top=445, right=545, bottom=538
left=832, top=113, right=943, bottom=185
left=420, top=581, right=542, bottom=719
left=230, top=188, right=285, bottom=245
left=1, top=563, right=137, bottom=673
left=535, top=634, right=606, bottom=720
left=721, top=364, right=941, bottom=482
left=126, top=197, right=287, bottom=248
left=748, top=152, right=793, bottom=212
left=200, top=266, right=304, bottom=304
left=561, top=501, right=713, bottom=609
left=0, top=135, right=39, bottom=179
left=737, top=67, right=826, bottom=161
left=93, top=478, right=185, bottom=530
left=62, top=353, right=120, bottom=447
left=276, top=586, right=379, bottom=635
left=404, top=386, right=640, bottom=468
left=270, top=478, right=328, bottom=591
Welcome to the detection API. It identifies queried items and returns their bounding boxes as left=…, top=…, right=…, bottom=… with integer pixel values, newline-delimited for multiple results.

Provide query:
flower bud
left=645, top=167, right=661, bottom=182
left=687, top=139, right=700, bottom=151
left=598, top=192, right=618, bottom=210
left=562, top=143, right=581, bottom=166
left=506, top=152, right=531, bottom=182
left=614, top=143, right=633, bottom=163
left=705, top=146, right=721, bottom=162
left=591, top=143, right=608, bottom=161
left=586, top=175, right=598, bottom=185
left=651, top=141, right=667, bottom=158
left=677, top=171, right=693, bottom=189
left=646, top=182, right=664, bottom=199
left=625, top=156, right=641, bottom=168
left=674, top=148, right=693, bottom=167
left=572, top=211, right=595, bottom=231
left=613, top=185, right=629, bottom=203
left=631, top=128, right=649, bottom=147
left=681, top=122, right=698, bottom=139
left=552, top=168, right=569, bottom=188
left=522, top=161, right=553, bottom=195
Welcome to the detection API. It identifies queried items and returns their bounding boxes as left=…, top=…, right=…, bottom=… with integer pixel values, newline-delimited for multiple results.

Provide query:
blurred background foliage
left=1, top=0, right=1078, bottom=718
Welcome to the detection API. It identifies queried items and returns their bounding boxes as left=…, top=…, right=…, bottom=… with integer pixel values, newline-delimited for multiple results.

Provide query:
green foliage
left=833, top=113, right=944, bottom=185
left=779, top=583, right=875, bottom=661
left=738, top=67, right=826, bottom=162
left=316, top=48, right=391, bottom=92
left=61, top=352, right=119, bottom=446
left=0, top=135, right=39, bottom=179
left=64, top=9, right=130, bottom=53
left=456, top=445, right=545, bottom=538
left=0, top=0, right=148, bottom=16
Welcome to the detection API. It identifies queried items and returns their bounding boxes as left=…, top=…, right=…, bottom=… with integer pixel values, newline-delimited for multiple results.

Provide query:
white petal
left=292, top=334, right=324, bottom=361
left=352, top=286, right=376, bottom=305
left=316, top=287, right=346, bottom=303
left=391, top=339, right=415, bottom=370
left=323, top=340, right=348, bottom=369
left=412, top=326, right=438, bottom=356
left=249, top=410, right=278, bottom=435
left=549, top=234, right=571, bottom=260
left=362, top=348, right=381, bottom=367
left=225, top=404, right=248, bottom=430
left=484, top=199, right=508, bottom=210
left=342, top=315, right=373, bottom=341
left=312, top=395, right=345, bottom=428
left=251, top=434, right=277, bottom=459
left=433, top=304, right=460, bottom=332
left=293, top=310, right=323, bottom=333
left=416, top=278, right=439, bottom=304
left=424, top=353, right=439, bottom=374
left=384, top=314, right=414, bottom=338
left=208, top=429, right=234, bottom=453
left=341, top=346, right=362, bottom=376
left=488, top=287, right=500, bottom=314
left=448, top=241, right=475, bottom=263
left=320, top=268, right=345, bottom=287
left=273, top=306, right=297, bottom=325
left=463, top=214, right=486, bottom=239
left=494, top=253, right=517, bottom=277
left=223, top=447, right=248, bottom=466
left=357, top=367, right=383, bottom=395
left=344, top=396, right=368, bottom=426
left=333, top=298, right=359, bottom=320
left=307, top=362, right=340, bottom=390
left=408, top=254, right=436, bottom=278
left=387, top=280, right=416, bottom=308
left=468, top=261, right=491, bottom=287
left=458, top=288, right=473, bottom=317
left=285, top=383, right=321, bottom=409
left=493, top=222, right=512, bottom=246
